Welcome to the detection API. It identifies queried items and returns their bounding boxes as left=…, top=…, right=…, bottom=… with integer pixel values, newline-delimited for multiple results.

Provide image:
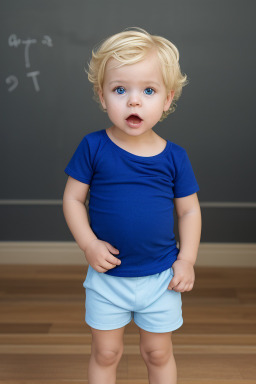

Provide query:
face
left=98, top=51, right=174, bottom=139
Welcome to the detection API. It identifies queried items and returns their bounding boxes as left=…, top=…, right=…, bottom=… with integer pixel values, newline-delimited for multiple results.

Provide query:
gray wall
left=1, top=0, right=255, bottom=242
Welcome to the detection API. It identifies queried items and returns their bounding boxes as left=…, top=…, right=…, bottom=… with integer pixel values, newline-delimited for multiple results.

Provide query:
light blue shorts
left=83, top=265, right=183, bottom=333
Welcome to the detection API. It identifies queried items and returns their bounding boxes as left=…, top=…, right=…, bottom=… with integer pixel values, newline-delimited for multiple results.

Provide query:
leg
left=139, top=327, right=177, bottom=384
left=88, top=325, right=125, bottom=384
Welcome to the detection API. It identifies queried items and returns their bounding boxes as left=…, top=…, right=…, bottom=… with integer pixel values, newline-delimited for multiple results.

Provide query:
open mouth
left=126, top=114, right=143, bottom=124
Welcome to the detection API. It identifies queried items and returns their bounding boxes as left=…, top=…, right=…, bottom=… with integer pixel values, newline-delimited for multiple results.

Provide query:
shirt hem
left=104, top=259, right=177, bottom=277
left=64, top=167, right=91, bottom=184
left=174, top=185, right=199, bottom=198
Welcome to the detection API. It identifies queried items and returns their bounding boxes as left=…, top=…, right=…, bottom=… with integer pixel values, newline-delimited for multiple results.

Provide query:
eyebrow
left=109, top=80, right=161, bottom=86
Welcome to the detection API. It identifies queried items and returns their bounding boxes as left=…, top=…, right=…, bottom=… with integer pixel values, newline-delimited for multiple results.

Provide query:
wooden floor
left=0, top=265, right=255, bottom=384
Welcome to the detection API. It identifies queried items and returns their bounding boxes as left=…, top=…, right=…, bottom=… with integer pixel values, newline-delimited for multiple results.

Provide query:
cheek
left=146, top=98, right=165, bottom=112
left=105, top=100, right=123, bottom=121
left=106, top=95, right=126, bottom=111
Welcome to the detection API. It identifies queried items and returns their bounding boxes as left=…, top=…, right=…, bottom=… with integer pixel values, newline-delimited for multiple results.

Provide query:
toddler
left=63, top=27, right=202, bottom=384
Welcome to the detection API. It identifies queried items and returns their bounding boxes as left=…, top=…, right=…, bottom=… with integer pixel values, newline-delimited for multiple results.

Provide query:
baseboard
left=0, top=242, right=255, bottom=266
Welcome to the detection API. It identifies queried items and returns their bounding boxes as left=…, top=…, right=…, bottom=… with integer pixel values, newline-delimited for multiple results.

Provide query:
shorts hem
left=134, top=318, right=183, bottom=333
left=85, top=316, right=132, bottom=331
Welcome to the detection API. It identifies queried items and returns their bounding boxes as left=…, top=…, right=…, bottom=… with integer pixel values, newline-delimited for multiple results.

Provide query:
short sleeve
left=64, top=137, right=93, bottom=184
left=173, top=150, right=200, bottom=198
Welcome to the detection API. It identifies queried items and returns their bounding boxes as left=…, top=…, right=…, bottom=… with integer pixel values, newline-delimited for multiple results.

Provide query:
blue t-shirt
left=64, top=129, right=199, bottom=277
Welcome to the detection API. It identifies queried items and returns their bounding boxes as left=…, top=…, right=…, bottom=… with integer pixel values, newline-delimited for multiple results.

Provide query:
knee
left=93, top=346, right=123, bottom=367
left=141, top=347, right=173, bottom=367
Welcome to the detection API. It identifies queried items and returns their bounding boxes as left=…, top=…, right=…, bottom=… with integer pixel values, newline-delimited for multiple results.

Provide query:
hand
left=167, top=259, right=195, bottom=292
left=84, top=239, right=121, bottom=273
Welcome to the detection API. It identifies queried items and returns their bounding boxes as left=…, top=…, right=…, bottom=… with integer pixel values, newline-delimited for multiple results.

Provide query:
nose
left=127, top=92, right=142, bottom=107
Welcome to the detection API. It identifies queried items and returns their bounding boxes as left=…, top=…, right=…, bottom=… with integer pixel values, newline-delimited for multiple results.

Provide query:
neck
left=109, top=126, right=156, bottom=145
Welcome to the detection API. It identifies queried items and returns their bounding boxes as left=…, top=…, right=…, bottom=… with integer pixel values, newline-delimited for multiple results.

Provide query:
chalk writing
left=22, top=38, right=37, bottom=68
left=27, top=71, right=40, bottom=92
left=6, top=75, right=19, bottom=92
left=42, top=35, right=53, bottom=47
left=8, top=34, right=21, bottom=48
left=6, top=34, right=53, bottom=92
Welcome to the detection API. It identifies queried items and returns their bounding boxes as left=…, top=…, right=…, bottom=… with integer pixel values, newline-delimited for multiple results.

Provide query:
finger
left=107, top=255, right=121, bottom=266
left=97, top=261, right=118, bottom=272
left=183, top=281, right=194, bottom=291
left=187, top=283, right=194, bottom=291
left=168, top=276, right=180, bottom=290
left=181, top=283, right=189, bottom=292
left=101, top=258, right=121, bottom=270
left=104, top=242, right=120, bottom=255
left=173, top=281, right=186, bottom=292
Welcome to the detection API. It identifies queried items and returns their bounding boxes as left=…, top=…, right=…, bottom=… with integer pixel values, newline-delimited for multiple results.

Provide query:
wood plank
left=0, top=265, right=255, bottom=382
left=1, top=333, right=256, bottom=345
left=1, top=344, right=256, bottom=354
left=0, top=381, right=256, bottom=384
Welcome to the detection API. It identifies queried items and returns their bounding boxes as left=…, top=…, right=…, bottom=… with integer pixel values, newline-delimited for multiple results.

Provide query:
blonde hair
left=85, top=27, right=189, bottom=120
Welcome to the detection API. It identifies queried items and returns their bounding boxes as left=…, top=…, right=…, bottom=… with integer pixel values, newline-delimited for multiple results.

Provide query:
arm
left=168, top=192, right=202, bottom=292
left=175, top=192, right=201, bottom=266
left=63, top=176, right=121, bottom=272
left=63, top=176, right=97, bottom=251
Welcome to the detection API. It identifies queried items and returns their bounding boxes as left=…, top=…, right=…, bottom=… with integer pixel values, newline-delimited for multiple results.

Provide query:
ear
left=98, top=89, right=107, bottom=110
left=163, top=90, right=175, bottom=112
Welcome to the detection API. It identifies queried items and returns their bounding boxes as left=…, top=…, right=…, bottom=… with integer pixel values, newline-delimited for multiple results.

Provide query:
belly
left=88, top=195, right=175, bottom=253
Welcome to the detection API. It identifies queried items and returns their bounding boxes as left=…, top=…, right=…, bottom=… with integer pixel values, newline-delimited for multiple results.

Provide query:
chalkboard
left=1, top=0, right=256, bottom=241
left=1, top=1, right=98, bottom=200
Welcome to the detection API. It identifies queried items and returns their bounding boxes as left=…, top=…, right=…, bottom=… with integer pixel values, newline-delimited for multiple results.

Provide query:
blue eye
left=144, top=88, right=155, bottom=95
left=114, top=86, right=126, bottom=94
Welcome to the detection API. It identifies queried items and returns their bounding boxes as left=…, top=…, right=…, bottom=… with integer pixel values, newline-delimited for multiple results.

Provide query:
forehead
left=104, top=52, right=164, bottom=84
